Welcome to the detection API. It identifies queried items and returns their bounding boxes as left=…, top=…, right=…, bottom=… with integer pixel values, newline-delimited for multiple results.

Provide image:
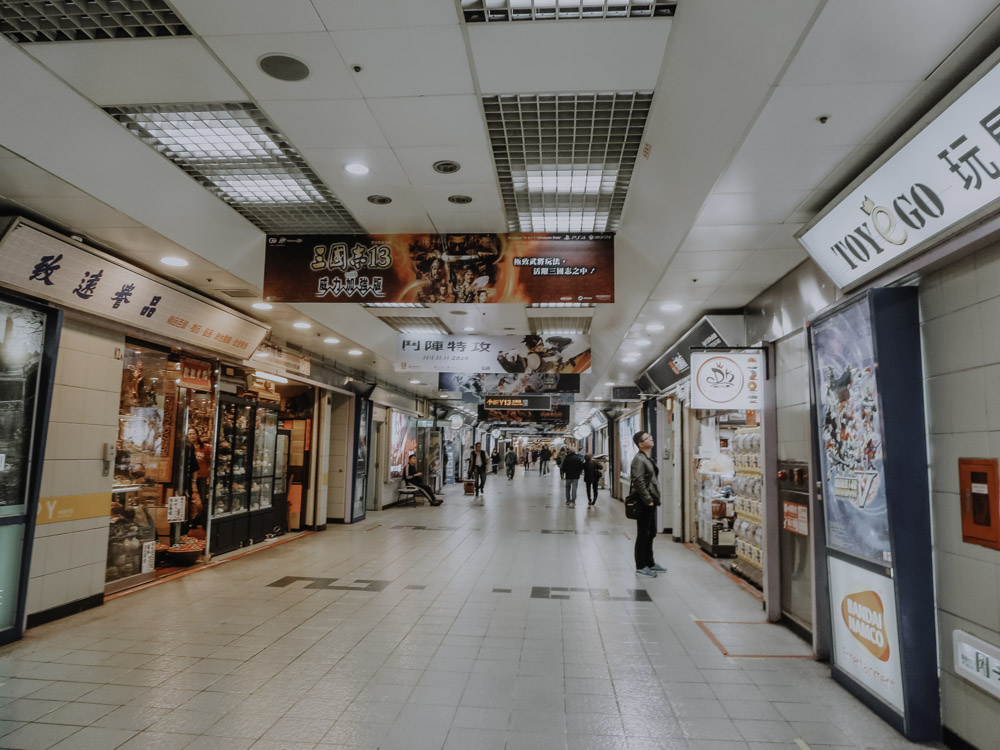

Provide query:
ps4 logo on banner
left=830, top=185, right=945, bottom=272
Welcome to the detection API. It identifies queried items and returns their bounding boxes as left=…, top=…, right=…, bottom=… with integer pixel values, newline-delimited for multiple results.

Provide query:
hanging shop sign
left=0, top=223, right=268, bottom=360
left=438, top=372, right=580, bottom=394
left=397, top=334, right=590, bottom=374
left=483, top=394, right=552, bottom=410
left=613, top=386, right=641, bottom=401
left=690, top=351, right=762, bottom=410
left=798, top=52, right=1000, bottom=290
left=479, top=405, right=570, bottom=425
left=828, top=556, right=904, bottom=713
left=179, top=358, right=213, bottom=391
left=248, top=342, right=311, bottom=376
left=263, top=232, right=614, bottom=304
left=643, top=318, right=729, bottom=392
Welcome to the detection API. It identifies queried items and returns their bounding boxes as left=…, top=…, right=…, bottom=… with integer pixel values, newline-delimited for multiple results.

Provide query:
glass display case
left=213, top=397, right=252, bottom=518
left=252, top=406, right=278, bottom=511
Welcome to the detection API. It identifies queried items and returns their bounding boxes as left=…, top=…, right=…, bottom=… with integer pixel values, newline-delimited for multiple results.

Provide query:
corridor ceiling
left=1, top=0, right=999, bottom=410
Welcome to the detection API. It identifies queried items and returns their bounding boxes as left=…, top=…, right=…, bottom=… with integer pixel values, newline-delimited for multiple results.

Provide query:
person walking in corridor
left=504, top=446, right=518, bottom=480
left=539, top=445, right=551, bottom=475
left=630, top=431, right=664, bottom=578
left=561, top=449, right=584, bottom=507
left=491, top=448, right=500, bottom=475
left=469, top=442, right=489, bottom=497
left=556, top=444, right=569, bottom=478
left=583, top=452, right=602, bottom=506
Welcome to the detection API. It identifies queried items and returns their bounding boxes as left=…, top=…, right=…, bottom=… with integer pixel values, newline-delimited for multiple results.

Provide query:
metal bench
left=396, top=481, right=423, bottom=506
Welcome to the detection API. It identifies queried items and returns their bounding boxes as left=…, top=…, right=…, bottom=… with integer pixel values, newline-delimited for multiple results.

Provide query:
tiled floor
left=1, top=472, right=943, bottom=750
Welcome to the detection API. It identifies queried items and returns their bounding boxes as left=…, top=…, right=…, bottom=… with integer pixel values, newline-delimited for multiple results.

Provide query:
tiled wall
left=27, top=319, right=121, bottom=616
left=775, top=331, right=811, bottom=462
left=919, top=245, right=1000, bottom=748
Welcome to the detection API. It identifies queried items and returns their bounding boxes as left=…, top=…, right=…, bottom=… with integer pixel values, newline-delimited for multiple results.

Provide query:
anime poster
left=397, top=334, right=590, bottom=374
left=810, top=299, right=891, bottom=565
left=438, top=372, right=580, bottom=394
left=263, top=233, right=614, bottom=304
left=388, top=411, right=417, bottom=479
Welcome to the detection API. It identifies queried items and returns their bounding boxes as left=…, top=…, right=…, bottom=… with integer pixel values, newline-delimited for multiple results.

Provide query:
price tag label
left=167, top=495, right=186, bottom=523
left=141, top=541, right=155, bottom=574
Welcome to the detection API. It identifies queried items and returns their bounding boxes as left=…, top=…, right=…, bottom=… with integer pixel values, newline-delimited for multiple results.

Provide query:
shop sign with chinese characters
left=249, top=342, right=311, bottom=376
left=783, top=502, right=809, bottom=536
left=798, top=53, right=1000, bottom=290
left=690, top=352, right=762, bottom=410
left=180, top=359, right=213, bottom=391
left=0, top=223, right=268, bottom=360
left=396, top=334, right=591, bottom=374
left=263, top=233, right=614, bottom=304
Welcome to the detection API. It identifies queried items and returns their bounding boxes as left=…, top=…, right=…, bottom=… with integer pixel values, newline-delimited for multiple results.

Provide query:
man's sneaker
left=650, top=563, right=666, bottom=573
left=568, top=502, right=576, bottom=507
left=635, top=567, right=656, bottom=577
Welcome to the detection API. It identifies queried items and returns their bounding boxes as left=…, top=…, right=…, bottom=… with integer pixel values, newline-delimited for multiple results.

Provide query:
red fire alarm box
left=958, top=458, right=1000, bottom=550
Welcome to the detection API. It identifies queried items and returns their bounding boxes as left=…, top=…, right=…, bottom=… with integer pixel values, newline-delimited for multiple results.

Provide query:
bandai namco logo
left=841, top=590, right=890, bottom=662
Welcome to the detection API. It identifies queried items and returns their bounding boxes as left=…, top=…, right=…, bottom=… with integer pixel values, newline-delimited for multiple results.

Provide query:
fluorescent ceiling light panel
left=462, top=0, right=676, bottom=22
left=484, top=92, right=652, bottom=233
left=103, top=103, right=363, bottom=233
left=0, top=0, right=191, bottom=43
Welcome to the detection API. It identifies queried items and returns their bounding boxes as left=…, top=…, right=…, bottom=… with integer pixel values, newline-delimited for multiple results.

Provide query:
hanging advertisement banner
left=438, top=372, right=579, bottom=394
left=388, top=411, right=417, bottom=478
left=797, top=52, right=1000, bottom=290
left=264, top=233, right=614, bottom=304
left=643, top=318, right=730, bottom=392
left=690, top=352, right=762, bottom=410
left=0, top=222, right=268, bottom=360
left=810, top=298, right=891, bottom=566
left=478, top=405, right=570, bottom=425
left=483, top=394, right=552, bottom=410
left=248, top=343, right=311, bottom=376
left=828, top=557, right=904, bottom=713
left=397, top=334, right=590, bottom=374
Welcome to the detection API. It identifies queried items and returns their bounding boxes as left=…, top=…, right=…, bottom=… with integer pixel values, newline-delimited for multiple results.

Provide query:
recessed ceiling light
left=323, top=337, right=340, bottom=344
left=448, top=195, right=473, bottom=205
left=433, top=160, right=461, bottom=174
left=348, top=349, right=363, bottom=356
left=660, top=302, right=682, bottom=312
left=293, top=321, right=311, bottom=329
left=344, top=163, right=369, bottom=175
left=367, top=194, right=392, bottom=205
left=409, top=379, right=422, bottom=384
left=450, top=310, right=468, bottom=316
left=464, top=326, right=475, bottom=332
left=252, top=302, right=273, bottom=310
left=161, top=256, right=188, bottom=267
left=645, top=323, right=664, bottom=332
left=604, top=382, right=615, bottom=386
left=636, top=339, right=652, bottom=347
left=258, top=54, right=310, bottom=82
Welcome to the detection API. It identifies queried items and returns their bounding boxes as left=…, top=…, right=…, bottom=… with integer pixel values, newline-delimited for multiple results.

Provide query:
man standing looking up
left=469, top=441, right=489, bottom=497
left=539, top=445, right=551, bottom=475
left=561, top=449, right=585, bottom=507
left=630, top=431, right=665, bottom=578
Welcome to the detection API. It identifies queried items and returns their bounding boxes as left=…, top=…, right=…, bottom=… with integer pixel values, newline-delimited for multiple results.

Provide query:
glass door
left=210, top=395, right=252, bottom=554
left=0, top=294, right=60, bottom=646
left=272, top=429, right=290, bottom=532
left=250, top=405, right=278, bottom=541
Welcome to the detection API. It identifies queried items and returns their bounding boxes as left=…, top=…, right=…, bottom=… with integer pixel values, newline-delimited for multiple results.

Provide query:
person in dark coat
left=583, top=452, right=602, bottom=506
left=561, top=450, right=585, bottom=507
left=630, top=431, right=664, bottom=577
left=539, top=445, right=551, bottom=475
left=405, top=454, right=439, bottom=505
left=469, top=442, right=489, bottom=497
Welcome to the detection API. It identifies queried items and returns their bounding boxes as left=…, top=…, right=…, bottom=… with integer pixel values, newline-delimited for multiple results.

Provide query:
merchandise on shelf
left=730, top=426, right=763, bottom=589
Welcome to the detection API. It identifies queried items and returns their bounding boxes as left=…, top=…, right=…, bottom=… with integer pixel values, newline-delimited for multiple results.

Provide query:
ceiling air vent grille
left=379, top=316, right=450, bottom=335
left=218, top=288, right=259, bottom=298
left=0, top=0, right=191, bottom=43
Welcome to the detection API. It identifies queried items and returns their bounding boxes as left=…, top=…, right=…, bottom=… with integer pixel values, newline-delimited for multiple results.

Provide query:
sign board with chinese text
left=179, top=358, right=213, bottom=391
left=798, top=51, right=1000, bottom=290
left=953, top=629, right=1000, bottom=701
left=166, top=495, right=186, bottom=523
left=612, top=386, right=641, bottom=401
left=690, top=351, right=762, bottom=410
left=248, top=342, right=311, bottom=377
left=263, top=233, right=614, bottom=304
left=483, top=394, right=551, bottom=410
left=396, top=334, right=591, bottom=374
left=141, top=541, right=155, bottom=574
left=783, top=501, right=808, bottom=536
left=478, top=404, right=570, bottom=425
left=437, top=372, right=580, bottom=394
left=0, top=222, right=268, bottom=360
left=643, top=316, right=743, bottom=393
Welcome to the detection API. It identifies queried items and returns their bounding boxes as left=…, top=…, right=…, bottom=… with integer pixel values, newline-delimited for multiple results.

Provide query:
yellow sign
left=36, top=493, right=110, bottom=525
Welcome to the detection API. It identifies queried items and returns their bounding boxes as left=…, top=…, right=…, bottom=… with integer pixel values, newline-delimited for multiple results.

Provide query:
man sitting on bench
left=405, top=453, right=440, bottom=505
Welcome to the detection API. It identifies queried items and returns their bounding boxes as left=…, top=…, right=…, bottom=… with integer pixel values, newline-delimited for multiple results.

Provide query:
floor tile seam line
left=682, top=542, right=764, bottom=602
left=694, top=619, right=730, bottom=657
left=724, top=653, right=815, bottom=659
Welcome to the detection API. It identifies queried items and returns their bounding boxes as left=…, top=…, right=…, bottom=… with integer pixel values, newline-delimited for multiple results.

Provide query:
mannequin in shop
left=405, top=453, right=440, bottom=506
left=630, top=431, right=665, bottom=578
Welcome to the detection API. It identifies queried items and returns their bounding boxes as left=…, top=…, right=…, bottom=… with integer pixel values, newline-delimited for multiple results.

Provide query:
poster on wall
left=690, top=351, right=763, bottom=410
left=397, top=334, right=591, bottom=374
left=828, top=556, right=904, bottom=713
left=438, top=372, right=580, bottom=394
left=810, top=299, right=891, bottom=566
left=618, top=412, right=640, bottom=479
left=264, top=233, right=614, bottom=304
left=388, top=411, right=417, bottom=478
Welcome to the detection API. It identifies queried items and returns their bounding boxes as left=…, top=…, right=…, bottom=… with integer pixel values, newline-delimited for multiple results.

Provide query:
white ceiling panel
left=667, top=250, right=757, bottom=273
left=738, top=248, right=808, bottom=277
left=23, top=38, right=245, bottom=106
left=19, top=195, right=143, bottom=229
left=349, top=209, right=437, bottom=234
left=715, top=145, right=855, bottom=194
left=313, top=0, right=459, bottom=30
left=696, top=190, right=813, bottom=226
left=260, top=100, right=388, bottom=149
left=368, top=96, right=488, bottom=149
left=394, top=145, right=497, bottom=184
left=414, top=182, right=502, bottom=212
left=742, top=82, right=919, bottom=150
left=469, top=20, right=670, bottom=94
left=428, top=210, right=507, bottom=235
left=679, top=224, right=785, bottom=253
left=766, top=223, right=806, bottom=249
left=300, top=147, right=409, bottom=193
left=0, top=156, right=89, bottom=198
left=204, top=33, right=361, bottom=102
left=651, top=270, right=731, bottom=295
left=169, top=0, right=325, bottom=35
left=334, top=184, right=427, bottom=216
left=781, top=0, right=999, bottom=86
left=330, top=27, right=473, bottom=99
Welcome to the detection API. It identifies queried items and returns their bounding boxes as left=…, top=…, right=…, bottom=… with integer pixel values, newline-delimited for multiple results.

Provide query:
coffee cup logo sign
left=842, top=590, right=891, bottom=662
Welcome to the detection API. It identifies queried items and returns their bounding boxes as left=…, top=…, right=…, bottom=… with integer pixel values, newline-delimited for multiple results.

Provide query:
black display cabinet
left=807, top=288, right=939, bottom=742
